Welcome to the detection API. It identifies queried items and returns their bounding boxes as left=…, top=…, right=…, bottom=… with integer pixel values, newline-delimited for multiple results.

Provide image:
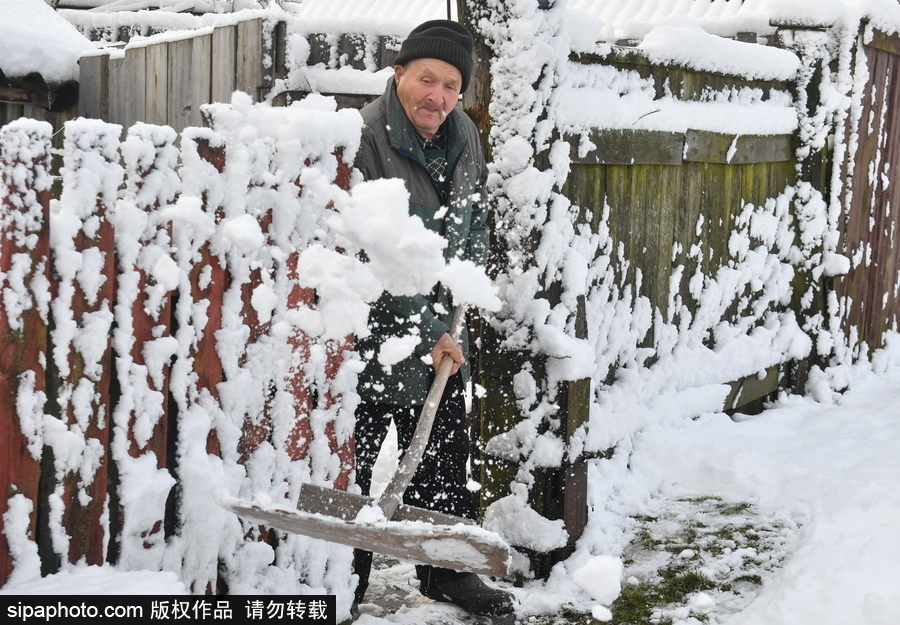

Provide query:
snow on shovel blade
left=223, top=494, right=511, bottom=577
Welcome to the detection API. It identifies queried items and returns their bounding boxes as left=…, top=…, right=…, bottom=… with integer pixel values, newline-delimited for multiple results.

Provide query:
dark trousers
left=353, top=373, right=476, bottom=604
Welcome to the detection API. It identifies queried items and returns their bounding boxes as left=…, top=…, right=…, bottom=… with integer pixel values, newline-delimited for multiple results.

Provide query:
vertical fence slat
left=190, top=134, right=227, bottom=452
left=0, top=120, right=52, bottom=586
left=77, top=52, right=109, bottom=122
left=236, top=19, right=265, bottom=102
left=169, top=129, right=232, bottom=595
left=49, top=119, right=122, bottom=568
left=110, top=123, right=179, bottom=569
left=212, top=25, right=237, bottom=104
left=167, top=34, right=212, bottom=134
left=146, top=42, right=168, bottom=127
left=109, top=46, right=147, bottom=135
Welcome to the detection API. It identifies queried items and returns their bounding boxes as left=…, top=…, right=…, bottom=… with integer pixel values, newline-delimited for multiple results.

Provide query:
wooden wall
left=78, top=18, right=272, bottom=136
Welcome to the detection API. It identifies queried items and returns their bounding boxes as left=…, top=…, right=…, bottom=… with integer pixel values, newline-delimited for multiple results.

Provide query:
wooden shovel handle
left=377, top=304, right=467, bottom=519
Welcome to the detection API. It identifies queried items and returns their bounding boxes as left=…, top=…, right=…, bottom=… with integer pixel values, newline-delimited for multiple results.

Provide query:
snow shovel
left=222, top=304, right=511, bottom=577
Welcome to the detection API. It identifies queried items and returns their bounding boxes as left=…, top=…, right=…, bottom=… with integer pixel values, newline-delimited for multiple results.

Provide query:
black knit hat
left=394, top=20, right=474, bottom=92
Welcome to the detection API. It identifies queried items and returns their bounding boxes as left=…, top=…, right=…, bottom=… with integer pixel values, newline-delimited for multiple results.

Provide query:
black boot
left=420, top=571, right=515, bottom=617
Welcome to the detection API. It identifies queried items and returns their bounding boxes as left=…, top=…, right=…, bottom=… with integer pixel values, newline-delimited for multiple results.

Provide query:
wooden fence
left=78, top=17, right=273, bottom=138
left=0, top=103, right=359, bottom=591
left=835, top=30, right=900, bottom=353
left=472, top=43, right=810, bottom=577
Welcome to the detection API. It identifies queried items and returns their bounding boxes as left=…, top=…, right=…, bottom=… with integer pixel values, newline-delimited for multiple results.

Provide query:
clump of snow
left=638, top=18, right=801, bottom=81
left=572, top=555, right=624, bottom=621
left=484, top=487, right=568, bottom=556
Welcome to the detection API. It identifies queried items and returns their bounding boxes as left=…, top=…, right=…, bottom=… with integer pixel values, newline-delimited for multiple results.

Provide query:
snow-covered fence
left=833, top=29, right=900, bottom=356
left=0, top=98, right=361, bottom=599
left=0, top=119, right=52, bottom=588
left=466, top=9, right=900, bottom=579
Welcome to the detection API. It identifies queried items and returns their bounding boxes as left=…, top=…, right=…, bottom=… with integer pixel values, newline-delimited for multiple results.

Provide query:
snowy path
left=358, top=356, right=900, bottom=625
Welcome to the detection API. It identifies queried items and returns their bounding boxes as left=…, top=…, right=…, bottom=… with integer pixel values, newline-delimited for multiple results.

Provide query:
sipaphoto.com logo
left=6, top=601, right=142, bottom=621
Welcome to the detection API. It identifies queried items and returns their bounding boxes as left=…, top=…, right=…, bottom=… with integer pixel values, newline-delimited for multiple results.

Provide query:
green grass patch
left=605, top=496, right=792, bottom=625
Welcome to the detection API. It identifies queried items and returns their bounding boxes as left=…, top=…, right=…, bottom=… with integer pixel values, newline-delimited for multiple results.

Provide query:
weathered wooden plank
left=881, top=50, right=900, bottom=338
left=846, top=46, right=885, bottom=345
left=629, top=166, right=654, bottom=311
left=0, top=86, right=37, bottom=106
left=857, top=48, right=883, bottom=346
left=673, top=162, right=704, bottom=312
left=108, top=124, right=178, bottom=567
left=604, top=164, right=634, bottom=292
left=341, top=33, right=367, bottom=70
left=226, top=493, right=511, bottom=577
left=108, top=46, right=146, bottom=133
left=380, top=35, right=401, bottom=68
left=867, top=30, right=900, bottom=57
left=52, top=121, right=120, bottom=568
left=867, top=46, right=900, bottom=345
left=166, top=38, right=193, bottom=133
left=724, top=365, right=780, bottom=411
left=473, top=315, right=528, bottom=515
left=649, top=165, right=680, bottom=318
left=572, top=48, right=790, bottom=103
left=236, top=18, right=265, bottom=102
left=684, top=130, right=792, bottom=164
left=186, top=134, right=227, bottom=416
left=700, top=162, right=728, bottom=279
left=211, top=25, right=237, bottom=104
left=77, top=51, right=109, bottom=120
left=307, top=33, right=331, bottom=67
left=558, top=377, right=590, bottom=552
left=167, top=34, right=211, bottom=134
left=569, top=129, right=683, bottom=165
left=145, top=41, right=168, bottom=126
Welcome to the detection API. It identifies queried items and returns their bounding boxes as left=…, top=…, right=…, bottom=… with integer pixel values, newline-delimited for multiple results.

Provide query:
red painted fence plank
left=0, top=120, right=52, bottom=585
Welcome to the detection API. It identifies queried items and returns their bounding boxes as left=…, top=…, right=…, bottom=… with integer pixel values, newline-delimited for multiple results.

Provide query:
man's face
left=394, top=58, right=462, bottom=140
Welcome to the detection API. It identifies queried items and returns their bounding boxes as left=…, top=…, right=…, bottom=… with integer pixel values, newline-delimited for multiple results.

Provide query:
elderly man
left=351, top=19, right=515, bottom=619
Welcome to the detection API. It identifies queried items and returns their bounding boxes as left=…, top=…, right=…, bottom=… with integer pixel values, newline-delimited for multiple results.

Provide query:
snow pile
left=0, top=564, right=186, bottom=595
left=0, top=0, right=95, bottom=83
left=637, top=18, right=800, bottom=81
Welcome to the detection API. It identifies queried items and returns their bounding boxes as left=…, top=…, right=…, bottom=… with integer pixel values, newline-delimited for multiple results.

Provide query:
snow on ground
left=4, top=336, right=899, bottom=625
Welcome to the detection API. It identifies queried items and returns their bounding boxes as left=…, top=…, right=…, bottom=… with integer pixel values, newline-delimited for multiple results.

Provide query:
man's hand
left=430, top=332, right=465, bottom=375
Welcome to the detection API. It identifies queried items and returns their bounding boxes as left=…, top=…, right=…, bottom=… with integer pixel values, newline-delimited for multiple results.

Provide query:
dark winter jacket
left=354, top=78, right=489, bottom=406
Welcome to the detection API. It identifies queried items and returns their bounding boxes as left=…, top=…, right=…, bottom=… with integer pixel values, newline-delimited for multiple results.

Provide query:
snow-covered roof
left=0, top=0, right=95, bottom=85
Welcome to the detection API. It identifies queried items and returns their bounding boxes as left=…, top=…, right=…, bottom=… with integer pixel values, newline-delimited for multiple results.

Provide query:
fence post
left=283, top=149, right=356, bottom=490
left=171, top=128, right=230, bottom=594
left=187, top=134, right=227, bottom=436
left=46, top=119, right=122, bottom=569
left=322, top=149, right=354, bottom=491
left=0, top=120, right=52, bottom=585
left=109, top=123, right=180, bottom=569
